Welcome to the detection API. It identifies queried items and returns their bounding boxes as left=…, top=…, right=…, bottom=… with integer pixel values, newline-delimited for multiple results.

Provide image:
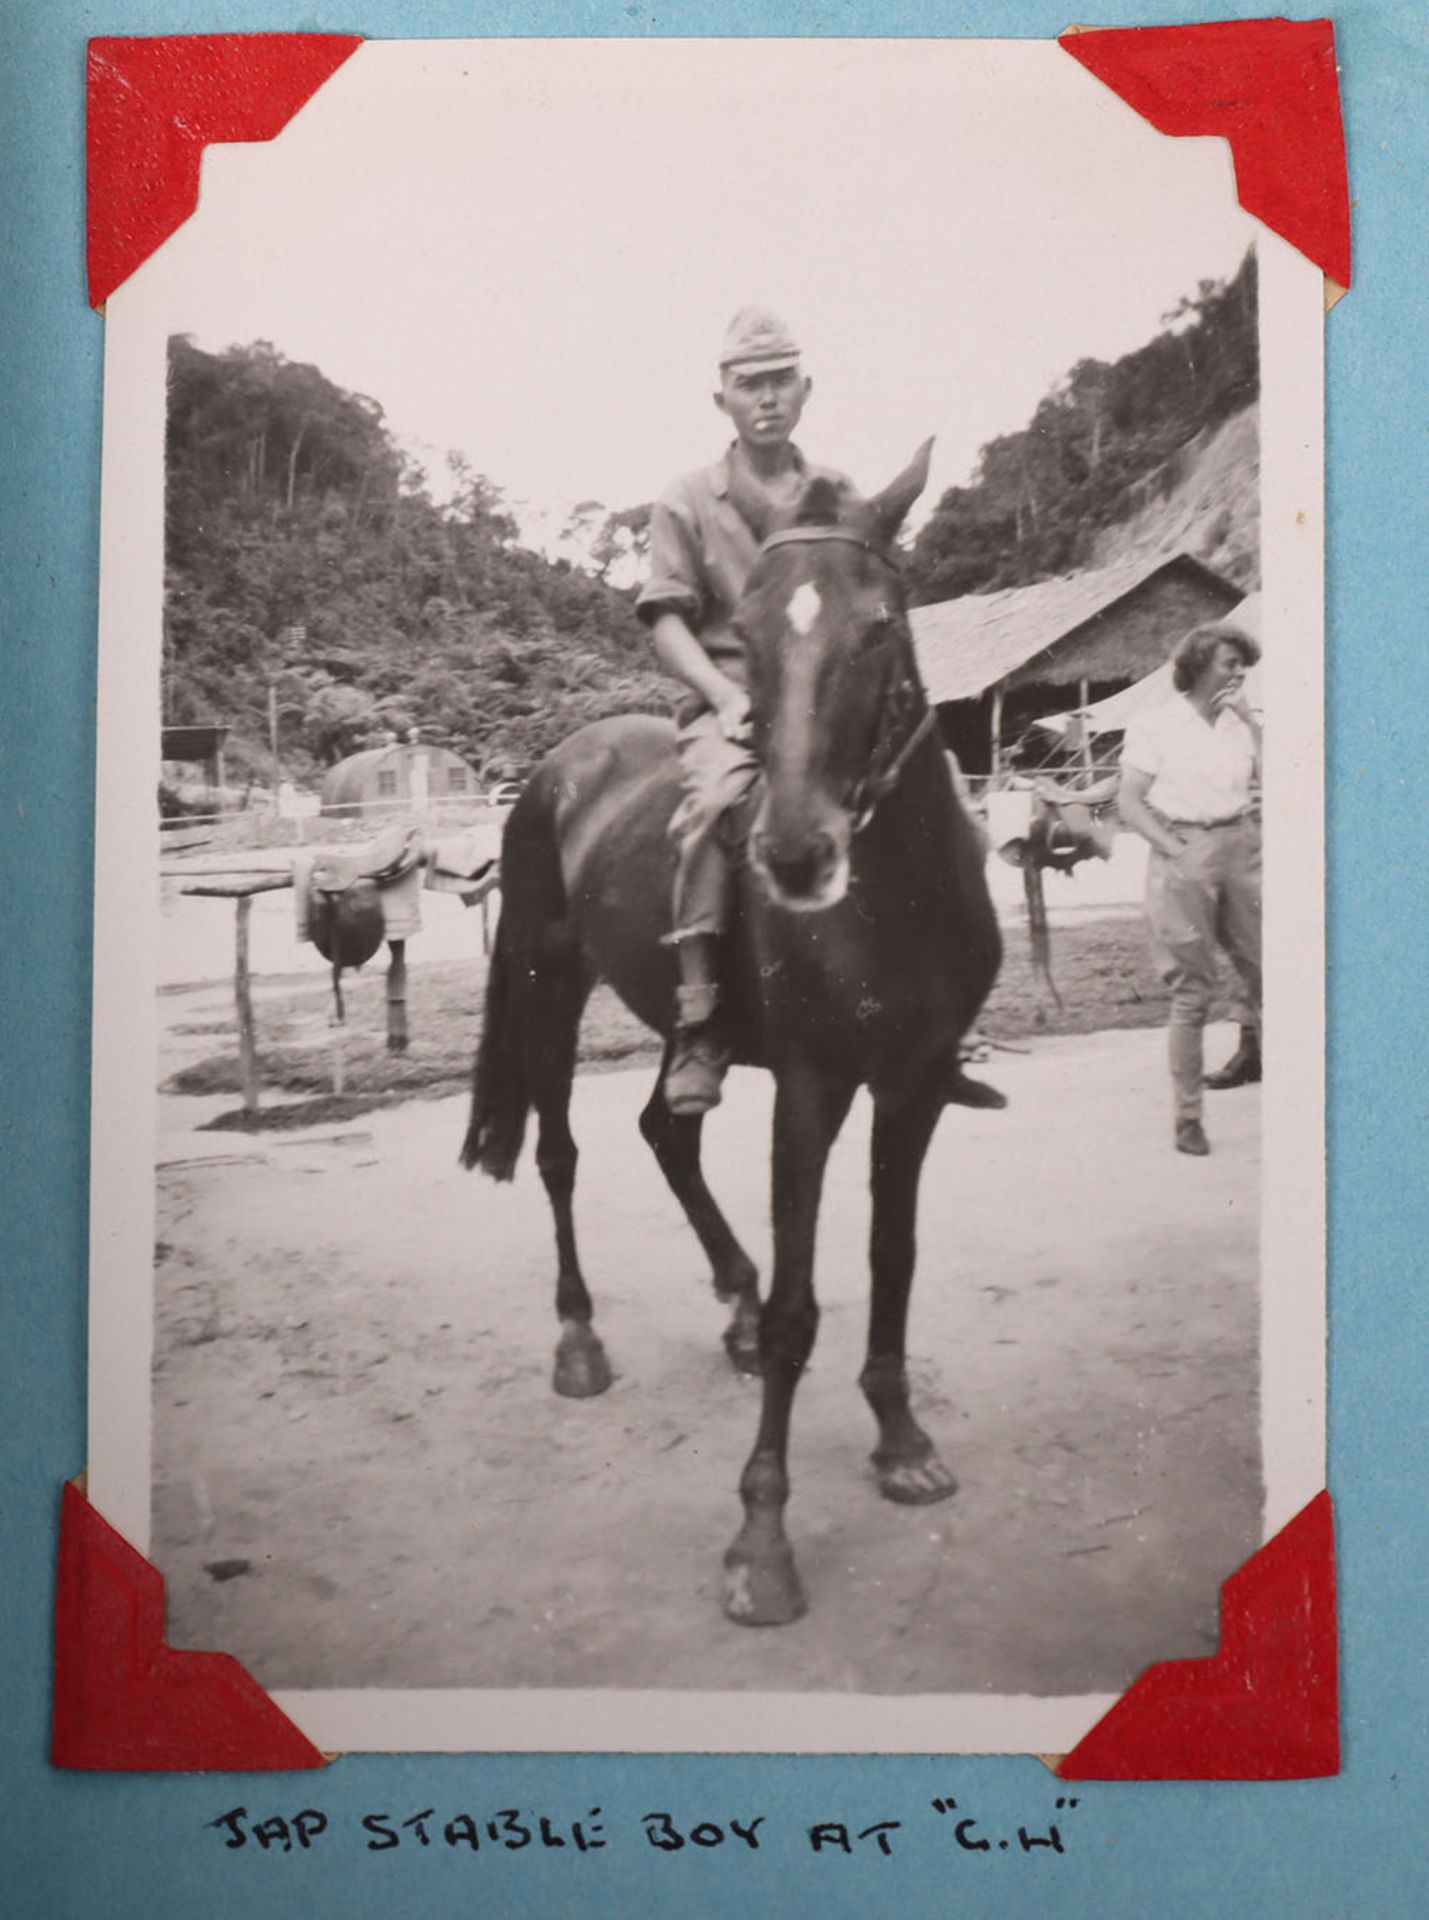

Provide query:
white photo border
left=87, top=37, right=1325, bottom=1755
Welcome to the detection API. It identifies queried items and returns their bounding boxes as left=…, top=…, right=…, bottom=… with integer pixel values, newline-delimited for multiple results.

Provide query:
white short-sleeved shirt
left=1120, top=695, right=1257, bottom=823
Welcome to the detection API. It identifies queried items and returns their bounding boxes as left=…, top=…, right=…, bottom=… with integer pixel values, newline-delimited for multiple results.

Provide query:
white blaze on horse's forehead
left=786, top=581, right=822, bottom=637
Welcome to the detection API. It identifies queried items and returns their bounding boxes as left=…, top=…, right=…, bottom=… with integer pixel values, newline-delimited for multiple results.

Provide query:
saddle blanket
left=423, top=824, right=502, bottom=902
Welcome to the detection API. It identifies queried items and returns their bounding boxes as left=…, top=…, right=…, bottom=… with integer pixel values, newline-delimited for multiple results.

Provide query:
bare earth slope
left=1090, top=404, right=1259, bottom=590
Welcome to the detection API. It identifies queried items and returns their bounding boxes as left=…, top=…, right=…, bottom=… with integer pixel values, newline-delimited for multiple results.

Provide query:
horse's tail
left=461, top=911, right=528, bottom=1178
left=460, top=790, right=568, bottom=1180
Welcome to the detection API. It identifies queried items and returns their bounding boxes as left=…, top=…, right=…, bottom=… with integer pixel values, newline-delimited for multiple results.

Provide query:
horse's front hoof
left=722, top=1333, right=761, bottom=1377
left=875, top=1450, right=959, bottom=1505
left=553, top=1322, right=613, bottom=1399
left=722, top=1539, right=807, bottom=1626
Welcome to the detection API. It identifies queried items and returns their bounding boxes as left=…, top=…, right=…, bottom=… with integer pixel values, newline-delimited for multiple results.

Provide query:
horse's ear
left=866, top=438, right=934, bottom=546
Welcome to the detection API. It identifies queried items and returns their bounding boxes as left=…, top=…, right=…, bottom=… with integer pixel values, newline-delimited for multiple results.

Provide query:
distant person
left=635, top=307, right=848, bottom=1115
left=1118, top=614, right=1262, bottom=1156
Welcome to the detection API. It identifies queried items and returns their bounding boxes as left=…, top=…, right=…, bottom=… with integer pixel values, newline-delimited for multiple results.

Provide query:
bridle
left=755, top=525, right=938, bottom=833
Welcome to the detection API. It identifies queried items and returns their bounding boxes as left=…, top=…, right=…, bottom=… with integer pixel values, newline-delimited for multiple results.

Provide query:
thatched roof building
left=321, top=742, right=478, bottom=816
left=910, top=553, right=1243, bottom=774
left=1032, top=591, right=1264, bottom=740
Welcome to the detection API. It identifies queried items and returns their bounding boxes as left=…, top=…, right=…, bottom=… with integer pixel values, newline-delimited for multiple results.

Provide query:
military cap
left=719, top=306, right=801, bottom=372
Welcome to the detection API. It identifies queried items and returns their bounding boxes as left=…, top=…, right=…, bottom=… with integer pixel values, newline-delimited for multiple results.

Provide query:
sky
left=135, top=38, right=1257, bottom=552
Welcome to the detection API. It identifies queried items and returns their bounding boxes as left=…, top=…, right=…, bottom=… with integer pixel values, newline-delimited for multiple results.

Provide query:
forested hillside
left=166, top=253, right=1257, bottom=784
left=163, top=337, right=671, bottom=785
left=908, top=249, right=1257, bottom=604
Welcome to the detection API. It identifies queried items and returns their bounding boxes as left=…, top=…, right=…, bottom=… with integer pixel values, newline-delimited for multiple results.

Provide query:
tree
left=559, top=499, right=607, bottom=569
left=163, top=337, right=671, bottom=784
left=591, top=503, right=652, bottom=583
left=302, top=683, right=383, bottom=765
left=908, top=248, right=1258, bottom=605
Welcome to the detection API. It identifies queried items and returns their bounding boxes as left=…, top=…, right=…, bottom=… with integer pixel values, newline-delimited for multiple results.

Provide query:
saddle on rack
left=296, top=823, right=425, bottom=976
left=995, top=773, right=1121, bottom=874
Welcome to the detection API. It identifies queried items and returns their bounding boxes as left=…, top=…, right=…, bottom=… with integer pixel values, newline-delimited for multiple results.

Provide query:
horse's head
left=734, top=441, right=934, bottom=913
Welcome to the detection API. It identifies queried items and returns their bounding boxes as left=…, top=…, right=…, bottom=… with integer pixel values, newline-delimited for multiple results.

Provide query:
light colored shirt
left=1120, top=694, right=1256, bottom=823
left=635, top=443, right=846, bottom=713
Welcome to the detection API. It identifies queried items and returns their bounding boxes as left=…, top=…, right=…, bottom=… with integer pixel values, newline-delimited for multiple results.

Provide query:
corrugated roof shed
left=322, top=746, right=401, bottom=808
left=910, top=554, right=1239, bottom=703
left=321, top=742, right=478, bottom=810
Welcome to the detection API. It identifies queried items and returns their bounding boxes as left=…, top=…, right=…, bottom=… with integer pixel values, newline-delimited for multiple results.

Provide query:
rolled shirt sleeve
left=635, top=489, right=704, bottom=628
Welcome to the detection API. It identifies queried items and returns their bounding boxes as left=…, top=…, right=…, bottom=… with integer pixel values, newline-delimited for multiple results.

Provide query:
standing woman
left=1118, top=613, right=1263, bottom=1156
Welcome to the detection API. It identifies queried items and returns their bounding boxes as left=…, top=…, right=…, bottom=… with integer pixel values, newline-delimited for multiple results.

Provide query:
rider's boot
left=1204, top=1025, right=1262, bottom=1090
left=665, top=971, right=731, bottom=1117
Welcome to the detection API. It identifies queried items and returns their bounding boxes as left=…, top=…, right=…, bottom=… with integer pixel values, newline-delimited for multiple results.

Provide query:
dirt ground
left=151, top=979, right=1262, bottom=1702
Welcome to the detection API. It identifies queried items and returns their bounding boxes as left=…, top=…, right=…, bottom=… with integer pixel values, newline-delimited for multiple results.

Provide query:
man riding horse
left=462, top=313, right=1006, bottom=1623
left=636, top=307, right=852, bottom=1115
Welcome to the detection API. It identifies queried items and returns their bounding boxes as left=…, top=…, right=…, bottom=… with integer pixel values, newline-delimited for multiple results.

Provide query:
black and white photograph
left=88, top=37, right=1325, bottom=1754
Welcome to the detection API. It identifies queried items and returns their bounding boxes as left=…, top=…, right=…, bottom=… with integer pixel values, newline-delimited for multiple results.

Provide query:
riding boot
left=1204, top=1026, right=1262, bottom=1090
left=1176, top=1118, right=1211, bottom=1156
left=665, top=982, right=731, bottom=1117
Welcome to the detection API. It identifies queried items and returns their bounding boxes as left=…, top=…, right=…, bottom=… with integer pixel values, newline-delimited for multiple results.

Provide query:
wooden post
left=990, top=686, right=1004, bottom=782
left=234, top=895, right=259, bottom=1113
left=385, top=939, right=409, bottom=1054
left=329, top=963, right=347, bottom=1094
left=182, top=872, right=293, bottom=1110
left=1078, top=676, right=1093, bottom=778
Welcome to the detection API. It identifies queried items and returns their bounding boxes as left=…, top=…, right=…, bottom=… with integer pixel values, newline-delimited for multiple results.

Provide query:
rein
left=756, top=524, right=933, bottom=833
left=849, top=706, right=938, bottom=832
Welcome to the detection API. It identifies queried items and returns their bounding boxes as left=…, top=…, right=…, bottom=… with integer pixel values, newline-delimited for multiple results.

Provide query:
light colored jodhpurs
left=1144, top=817, right=1262, bottom=1123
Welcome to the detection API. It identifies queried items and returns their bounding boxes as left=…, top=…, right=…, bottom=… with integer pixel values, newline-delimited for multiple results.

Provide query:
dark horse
left=461, top=444, right=1002, bottom=1625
